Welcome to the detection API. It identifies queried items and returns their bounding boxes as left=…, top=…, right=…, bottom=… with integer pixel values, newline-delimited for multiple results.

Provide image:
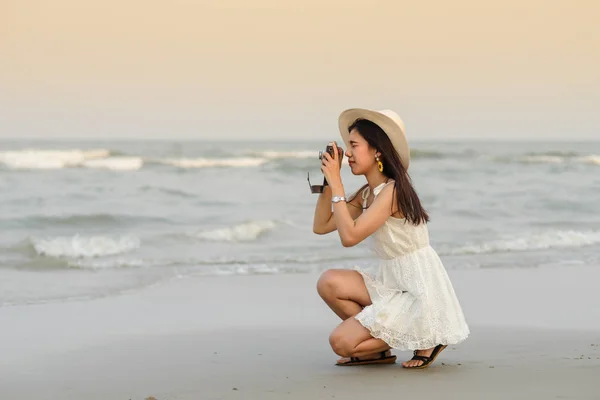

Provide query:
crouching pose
left=313, top=108, right=469, bottom=369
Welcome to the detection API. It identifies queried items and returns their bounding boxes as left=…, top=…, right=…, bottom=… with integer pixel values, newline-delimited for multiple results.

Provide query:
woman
left=313, top=108, right=469, bottom=369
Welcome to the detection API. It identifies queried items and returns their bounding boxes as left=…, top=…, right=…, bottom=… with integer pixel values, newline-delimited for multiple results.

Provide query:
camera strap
left=307, top=172, right=328, bottom=194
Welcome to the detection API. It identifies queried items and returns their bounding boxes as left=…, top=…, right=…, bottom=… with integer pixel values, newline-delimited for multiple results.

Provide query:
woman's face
left=345, top=129, right=378, bottom=175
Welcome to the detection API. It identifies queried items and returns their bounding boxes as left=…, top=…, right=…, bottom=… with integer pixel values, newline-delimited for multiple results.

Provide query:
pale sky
left=1, top=0, right=599, bottom=140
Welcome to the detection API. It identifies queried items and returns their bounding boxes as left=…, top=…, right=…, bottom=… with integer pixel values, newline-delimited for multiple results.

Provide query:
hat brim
left=338, top=108, right=410, bottom=170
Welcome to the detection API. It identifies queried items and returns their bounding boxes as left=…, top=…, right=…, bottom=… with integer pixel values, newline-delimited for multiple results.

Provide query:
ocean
left=0, top=139, right=599, bottom=307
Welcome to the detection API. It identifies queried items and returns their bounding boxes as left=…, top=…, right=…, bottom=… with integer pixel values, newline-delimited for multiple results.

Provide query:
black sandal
left=403, top=344, right=447, bottom=369
left=336, top=351, right=397, bottom=366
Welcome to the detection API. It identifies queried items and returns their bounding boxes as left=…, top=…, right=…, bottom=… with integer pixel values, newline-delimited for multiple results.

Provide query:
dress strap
left=362, top=180, right=395, bottom=209
left=361, top=186, right=370, bottom=210
left=373, top=180, right=395, bottom=197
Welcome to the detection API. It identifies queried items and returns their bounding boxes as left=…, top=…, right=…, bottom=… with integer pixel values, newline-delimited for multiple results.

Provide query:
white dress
left=354, top=181, right=470, bottom=351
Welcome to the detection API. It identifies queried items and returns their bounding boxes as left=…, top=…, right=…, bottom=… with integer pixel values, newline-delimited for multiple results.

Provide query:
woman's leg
left=329, top=317, right=391, bottom=359
left=316, top=269, right=371, bottom=320
left=317, top=269, right=392, bottom=362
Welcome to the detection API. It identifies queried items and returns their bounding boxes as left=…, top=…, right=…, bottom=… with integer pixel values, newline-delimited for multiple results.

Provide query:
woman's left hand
left=321, top=141, right=343, bottom=189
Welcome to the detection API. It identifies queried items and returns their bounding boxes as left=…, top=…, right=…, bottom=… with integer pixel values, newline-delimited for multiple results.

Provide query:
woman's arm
left=329, top=182, right=394, bottom=247
left=320, top=141, right=394, bottom=247
left=312, top=186, right=363, bottom=234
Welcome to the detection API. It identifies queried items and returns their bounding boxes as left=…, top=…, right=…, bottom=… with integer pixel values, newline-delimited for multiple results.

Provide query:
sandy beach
left=3, top=0, right=600, bottom=398
left=1, top=266, right=599, bottom=400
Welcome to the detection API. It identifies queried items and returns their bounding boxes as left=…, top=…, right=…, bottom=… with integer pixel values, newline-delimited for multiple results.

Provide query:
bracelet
left=331, top=196, right=346, bottom=203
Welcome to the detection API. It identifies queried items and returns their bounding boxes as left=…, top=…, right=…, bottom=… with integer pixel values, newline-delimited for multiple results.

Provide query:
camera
left=319, top=142, right=344, bottom=162
left=318, top=144, right=335, bottom=161
left=308, top=141, right=344, bottom=194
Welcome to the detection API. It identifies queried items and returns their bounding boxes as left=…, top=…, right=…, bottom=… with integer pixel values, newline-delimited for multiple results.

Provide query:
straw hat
left=338, top=108, right=410, bottom=170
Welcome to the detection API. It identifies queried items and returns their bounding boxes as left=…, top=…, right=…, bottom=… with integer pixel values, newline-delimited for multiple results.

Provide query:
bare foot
left=337, top=350, right=393, bottom=365
left=401, top=346, right=436, bottom=368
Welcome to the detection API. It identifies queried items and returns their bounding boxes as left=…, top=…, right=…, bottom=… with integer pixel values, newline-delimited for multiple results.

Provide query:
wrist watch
left=331, top=196, right=347, bottom=203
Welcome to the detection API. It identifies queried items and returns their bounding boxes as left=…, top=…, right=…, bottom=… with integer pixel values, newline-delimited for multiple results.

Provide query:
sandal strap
left=410, top=355, right=431, bottom=362
left=351, top=352, right=390, bottom=362
left=346, top=351, right=394, bottom=364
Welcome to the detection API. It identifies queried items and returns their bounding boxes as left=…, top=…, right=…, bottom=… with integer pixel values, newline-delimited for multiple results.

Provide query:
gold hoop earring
left=375, top=155, right=383, bottom=172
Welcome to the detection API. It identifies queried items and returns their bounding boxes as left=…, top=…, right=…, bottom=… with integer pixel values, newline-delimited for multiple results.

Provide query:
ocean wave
left=245, top=150, right=318, bottom=159
left=193, top=256, right=376, bottom=276
left=81, top=157, right=143, bottom=170
left=517, top=155, right=565, bottom=164
left=524, top=151, right=583, bottom=157
left=410, top=149, right=448, bottom=159
left=518, top=154, right=600, bottom=165
left=139, top=186, right=196, bottom=198
left=157, top=157, right=268, bottom=168
left=145, top=151, right=600, bottom=169
left=7, top=256, right=150, bottom=270
left=2, top=147, right=597, bottom=172
left=7, top=213, right=169, bottom=227
left=195, top=252, right=369, bottom=265
left=190, top=220, right=279, bottom=242
left=576, top=155, right=600, bottom=165
left=446, top=230, right=600, bottom=255
left=246, top=148, right=448, bottom=160
left=30, top=234, right=141, bottom=258
left=489, top=152, right=600, bottom=166
left=67, top=257, right=147, bottom=269
left=210, top=265, right=286, bottom=276
left=0, top=149, right=111, bottom=170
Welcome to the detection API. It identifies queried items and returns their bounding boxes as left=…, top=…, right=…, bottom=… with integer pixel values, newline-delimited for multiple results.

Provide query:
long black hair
left=348, top=118, right=429, bottom=225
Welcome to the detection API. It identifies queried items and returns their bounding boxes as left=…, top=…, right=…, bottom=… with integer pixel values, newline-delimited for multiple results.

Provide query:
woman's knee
left=316, top=269, right=340, bottom=299
left=329, top=330, right=353, bottom=357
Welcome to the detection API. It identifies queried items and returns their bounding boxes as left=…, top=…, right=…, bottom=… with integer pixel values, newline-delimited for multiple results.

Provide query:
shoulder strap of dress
left=361, top=186, right=370, bottom=209
left=373, top=180, right=395, bottom=197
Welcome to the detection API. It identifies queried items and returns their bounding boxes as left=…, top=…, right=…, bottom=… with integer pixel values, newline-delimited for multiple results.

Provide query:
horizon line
left=0, top=137, right=598, bottom=143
